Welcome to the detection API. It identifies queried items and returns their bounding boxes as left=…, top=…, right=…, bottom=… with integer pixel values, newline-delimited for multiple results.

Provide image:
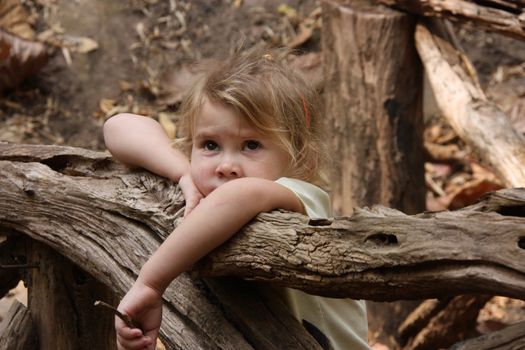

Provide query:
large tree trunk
left=322, top=0, right=425, bottom=347
left=322, top=0, right=425, bottom=216
left=1, top=144, right=524, bottom=348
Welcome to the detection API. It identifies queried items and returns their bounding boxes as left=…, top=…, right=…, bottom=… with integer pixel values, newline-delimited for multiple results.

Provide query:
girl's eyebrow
left=193, top=130, right=215, bottom=139
left=194, top=128, right=262, bottom=139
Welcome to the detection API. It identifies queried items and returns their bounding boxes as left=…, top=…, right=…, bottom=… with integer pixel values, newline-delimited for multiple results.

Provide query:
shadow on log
left=0, top=143, right=524, bottom=348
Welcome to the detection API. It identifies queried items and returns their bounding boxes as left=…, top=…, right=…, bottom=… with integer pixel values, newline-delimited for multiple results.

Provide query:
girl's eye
left=244, top=140, right=261, bottom=151
left=204, top=140, right=219, bottom=151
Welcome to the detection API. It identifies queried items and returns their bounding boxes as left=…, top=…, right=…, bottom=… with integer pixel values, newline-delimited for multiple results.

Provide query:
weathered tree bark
left=0, top=301, right=38, bottom=350
left=322, top=0, right=425, bottom=216
left=403, top=295, right=492, bottom=350
left=397, top=298, right=451, bottom=346
left=27, top=240, right=117, bottom=350
left=449, top=320, right=525, bottom=350
left=1, top=144, right=525, bottom=349
left=379, top=0, right=525, bottom=41
left=0, top=144, right=321, bottom=350
left=415, top=22, right=525, bottom=187
left=322, top=1, right=425, bottom=347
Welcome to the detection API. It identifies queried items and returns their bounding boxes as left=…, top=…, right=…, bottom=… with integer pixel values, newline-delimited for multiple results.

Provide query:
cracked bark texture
left=379, top=0, right=525, bottom=41
left=1, top=143, right=525, bottom=348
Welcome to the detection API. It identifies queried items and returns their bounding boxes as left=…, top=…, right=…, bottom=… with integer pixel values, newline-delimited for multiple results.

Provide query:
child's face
left=190, top=99, right=290, bottom=196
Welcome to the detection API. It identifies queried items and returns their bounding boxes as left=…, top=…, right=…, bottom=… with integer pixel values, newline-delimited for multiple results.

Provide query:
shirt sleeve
left=275, top=177, right=332, bottom=219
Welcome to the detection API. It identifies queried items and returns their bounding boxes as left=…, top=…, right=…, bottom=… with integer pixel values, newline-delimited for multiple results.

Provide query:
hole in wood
left=496, top=205, right=525, bottom=217
left=518, top=237, right=525, bottom=250
left=365, top=233, right=398, bottom=246
left=41, top=155, right=69, bottom=172
left=308, top=218, right=332, bottom=226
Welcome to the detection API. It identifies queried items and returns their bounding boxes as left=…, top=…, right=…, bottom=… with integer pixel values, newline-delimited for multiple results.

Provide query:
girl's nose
left=215, top=158, right=241, bottom=178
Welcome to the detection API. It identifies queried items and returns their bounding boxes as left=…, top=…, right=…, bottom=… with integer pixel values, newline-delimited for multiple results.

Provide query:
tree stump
left=322, top=0, right=425, bottom=216
left=322, top=0, right=425, bottom=347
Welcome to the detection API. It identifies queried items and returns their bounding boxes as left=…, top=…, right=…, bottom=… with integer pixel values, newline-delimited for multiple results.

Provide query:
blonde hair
left=178, top=47, right=327, bottom=185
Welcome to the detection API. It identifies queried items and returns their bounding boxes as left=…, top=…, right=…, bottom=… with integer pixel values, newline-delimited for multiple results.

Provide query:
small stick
left=94, top=300, right=141, bottom=330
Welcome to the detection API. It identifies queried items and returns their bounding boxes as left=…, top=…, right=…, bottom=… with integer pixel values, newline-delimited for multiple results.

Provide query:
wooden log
left=0, top=144, right=319, bottom=350
left=379, top=0, right=525, bottom=41
left=449, top=320, right=525, bottom=350
left=1, top=144, right=524, bottom=302
left=322, top=0, right=425, bottom=216
left=322, top=2, right=425, bottom=345
left=397, top=298, right=451, bottom=346
left=0, top=300, right=37, bottom=350
left=27, top=240, right=117, bottom=350
left=1, top=145, right=525, bottom=348
left=415, top=22, right=525, bottom=187
left=403, top=295, right=492, bottom=350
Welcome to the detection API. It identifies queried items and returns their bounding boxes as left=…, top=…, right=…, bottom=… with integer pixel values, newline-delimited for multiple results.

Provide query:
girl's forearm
left=103, top=113, right=189, bottom=181
left=137, top=178, right=303, bottom=294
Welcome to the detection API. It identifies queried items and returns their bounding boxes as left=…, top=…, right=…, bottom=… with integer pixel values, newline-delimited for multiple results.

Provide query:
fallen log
left=0, top=144, right=320, bottom=350
left=449, top=320, right=525, bottom=350
left=415, top=22, right=525, bottom=187
left=397, top=298, right=451, bottom=346
left=379, top=0, right=525, bottom=41
left=402, top=295, right=492, bottom=350
left=1, top=143, right=524, bottom=300
left=1, top=143, right=525, bottom=348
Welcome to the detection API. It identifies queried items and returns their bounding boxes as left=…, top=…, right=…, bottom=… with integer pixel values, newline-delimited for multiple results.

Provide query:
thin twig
left=94, top=300, right=141, bottom=330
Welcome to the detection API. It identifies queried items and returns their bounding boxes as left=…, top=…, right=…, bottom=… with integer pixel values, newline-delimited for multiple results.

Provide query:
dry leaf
left=286, top=20, right=314, bottom=48
left=289, top=51, right=323, bottom=91
left=0, top=0, right=35, bottom=40
left=0, top=29, right=48, bottom=92
left=62, top=35, right=99, bottom=54
left=233, top=0, right=243, bottom=9
left=446, top=178, right=503, bottom=210
left=286, top=7, right=321, bottom=49
left=277, top=4, right=298, bottom=19
left=99, top=98, right=117, bottom=114
left=119, top=80, right=134, bottom=92
left=154, top=60, right=215, bottom=106
left=75, top=37, right=98, bottom=54
left=424, top=141, right=465, bottom=162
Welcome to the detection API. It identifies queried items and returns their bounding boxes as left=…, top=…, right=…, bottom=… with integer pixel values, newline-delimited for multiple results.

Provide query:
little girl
left=104, top=48, right=369, bottom=350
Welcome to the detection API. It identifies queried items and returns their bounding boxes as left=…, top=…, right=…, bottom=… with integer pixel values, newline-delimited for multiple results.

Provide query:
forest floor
left=1, top=0, right=524, bottom=348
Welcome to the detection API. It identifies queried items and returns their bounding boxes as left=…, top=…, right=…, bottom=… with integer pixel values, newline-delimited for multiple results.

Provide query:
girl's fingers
left=115, top=317, right=143, bottom=340
left=185, top=191, right=203, bottom=216
left=117, top=334, right=153, bottom=350
left=117, top=326, right=143, bottom=340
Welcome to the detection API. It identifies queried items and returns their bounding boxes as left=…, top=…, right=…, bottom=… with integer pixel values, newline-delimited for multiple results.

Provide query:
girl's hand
left=116, top=279, right=163, bottom=350
left=178, top=173, right=203, bottom=217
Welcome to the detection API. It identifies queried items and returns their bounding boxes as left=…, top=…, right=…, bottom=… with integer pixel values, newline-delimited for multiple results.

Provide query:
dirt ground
left=1, top=0, right=524, bottom=347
